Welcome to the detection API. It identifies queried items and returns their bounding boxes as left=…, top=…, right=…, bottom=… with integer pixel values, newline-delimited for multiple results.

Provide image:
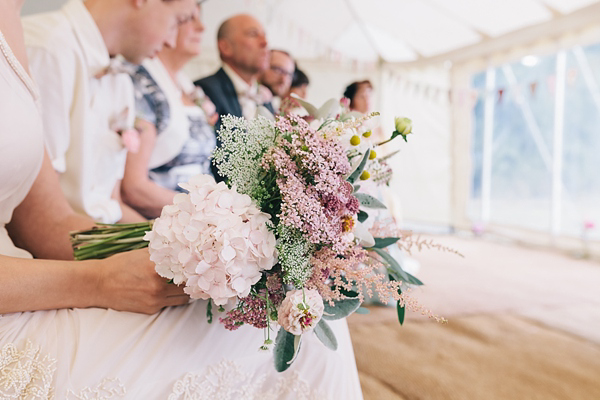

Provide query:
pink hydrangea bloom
left=144, top=174, right=277, bottom=305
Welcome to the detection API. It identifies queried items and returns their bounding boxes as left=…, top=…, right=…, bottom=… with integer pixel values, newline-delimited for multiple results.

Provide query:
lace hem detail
left=0, top=340, right=56, bottom=399
left=168, top=359, right=329, bottom=400
left=66, top=378, right=127, bottom=399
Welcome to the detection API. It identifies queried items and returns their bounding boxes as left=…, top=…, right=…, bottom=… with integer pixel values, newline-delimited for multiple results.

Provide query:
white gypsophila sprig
left=212, top=115, right=278, bottom=204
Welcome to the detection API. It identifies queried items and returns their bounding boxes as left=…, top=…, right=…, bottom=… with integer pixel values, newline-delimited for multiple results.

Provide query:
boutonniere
left=109, top=107, right=141, bottom=153
left=257, top=84, right=273, bottom=105
left=191, top=87, right=219, bottom=126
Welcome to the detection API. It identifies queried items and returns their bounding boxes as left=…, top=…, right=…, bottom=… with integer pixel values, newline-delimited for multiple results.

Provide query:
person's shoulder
left=194, top=68, right=227, bottom=88
left=23, top=10, right=76, bottom=53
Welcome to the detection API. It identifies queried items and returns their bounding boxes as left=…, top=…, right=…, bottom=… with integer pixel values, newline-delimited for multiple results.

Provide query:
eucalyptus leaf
left=355, top=193, right=387, bottom=209
left=371, top=237, right=400, bottom=249
left=323, top=297, right=362, bottom=321
left=274, top=329, right=299, bottom=372
left=347, top=150, right=370, bottom=184
left=397, top=300, right=405, bottom=325
left=314, top=319, right=338, bottom=350
left=372, top=248, right=424, bottom=286
left=353, top=184, right=361, bottom=192
left=355, top=307, right=370, bottom=315
left=357, top=210, right=369, bottom=223
left=338, top=288, right=359, bottom=298
left=405, top=272, right=424, bottom=286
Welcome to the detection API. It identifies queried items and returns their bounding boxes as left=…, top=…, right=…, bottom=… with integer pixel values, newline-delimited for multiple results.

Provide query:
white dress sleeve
left=25, top=45, right=75, bottom=173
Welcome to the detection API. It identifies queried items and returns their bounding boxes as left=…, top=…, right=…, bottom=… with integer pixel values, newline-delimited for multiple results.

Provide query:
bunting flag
left=529, top=82, right=538, bottom=97
left=497, top=88, right=504, bottom=104
left=547, top=75, right=556, bottom=94
left=567, top=68, right=578, bottom=86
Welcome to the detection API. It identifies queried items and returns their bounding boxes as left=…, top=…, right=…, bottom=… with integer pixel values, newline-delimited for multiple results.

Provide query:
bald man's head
left=217, top=14, right=269, bottom=80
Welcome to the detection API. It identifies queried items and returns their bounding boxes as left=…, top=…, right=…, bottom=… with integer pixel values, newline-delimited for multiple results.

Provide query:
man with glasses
left=260, top=49, right=295, bottom=112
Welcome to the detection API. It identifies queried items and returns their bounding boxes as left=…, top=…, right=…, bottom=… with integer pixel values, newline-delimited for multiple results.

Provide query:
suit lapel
left=216, top=68, right=243, bottom=118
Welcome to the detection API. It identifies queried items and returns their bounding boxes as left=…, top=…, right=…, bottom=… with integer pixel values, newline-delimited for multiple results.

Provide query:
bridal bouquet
left=71, top=98, right=429, bottom=372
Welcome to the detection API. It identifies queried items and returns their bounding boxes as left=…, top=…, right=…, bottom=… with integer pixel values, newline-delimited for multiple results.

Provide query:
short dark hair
left=343, top=80, right=373, bottom=106
left=291, top=68, right=309, bottom=88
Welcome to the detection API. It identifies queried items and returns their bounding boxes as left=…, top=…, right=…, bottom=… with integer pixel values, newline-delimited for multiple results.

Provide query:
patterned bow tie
left=239, top=84, right=272, bottom=105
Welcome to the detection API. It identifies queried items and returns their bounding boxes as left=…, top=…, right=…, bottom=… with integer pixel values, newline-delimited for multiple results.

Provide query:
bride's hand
left=93, top=248, right=190, bottom=314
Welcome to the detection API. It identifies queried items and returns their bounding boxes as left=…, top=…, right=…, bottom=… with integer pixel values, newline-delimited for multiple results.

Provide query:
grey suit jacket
left=194, top=67, right=275, bottom=130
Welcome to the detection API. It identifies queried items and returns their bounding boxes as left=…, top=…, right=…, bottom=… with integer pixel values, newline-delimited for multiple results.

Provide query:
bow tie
left=238, top=84, right=272, bottom=105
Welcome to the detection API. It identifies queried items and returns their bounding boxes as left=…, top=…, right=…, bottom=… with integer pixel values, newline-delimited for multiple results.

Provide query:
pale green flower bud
left=394, top=117, right=412, bottom=136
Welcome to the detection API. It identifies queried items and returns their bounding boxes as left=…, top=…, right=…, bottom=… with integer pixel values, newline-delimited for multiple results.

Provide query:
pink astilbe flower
left=306, top=246, right=402, bottom=304
left=307, top=246, right=446, bottom=322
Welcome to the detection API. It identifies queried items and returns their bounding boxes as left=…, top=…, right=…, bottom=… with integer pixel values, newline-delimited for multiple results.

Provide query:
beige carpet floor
left=347, top=235, right=600, bottom=400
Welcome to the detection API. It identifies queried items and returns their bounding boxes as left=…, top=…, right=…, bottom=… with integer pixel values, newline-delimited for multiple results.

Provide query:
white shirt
left=222, top=63, right=261, bottom=120
left=23, top=0, right=134, bottom=223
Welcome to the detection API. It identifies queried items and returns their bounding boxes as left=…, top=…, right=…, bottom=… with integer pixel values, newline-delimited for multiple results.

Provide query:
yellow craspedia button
left=350, top=135, right=361, bottom=146
left=362, top=130, right=372, bottom=138
left=369, top=150, right=377, bottom=160
left=360, top=170, right=371, bottom=180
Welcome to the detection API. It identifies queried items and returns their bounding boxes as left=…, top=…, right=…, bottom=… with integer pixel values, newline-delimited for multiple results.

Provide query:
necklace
left=0, top=31, right=39, bottom=99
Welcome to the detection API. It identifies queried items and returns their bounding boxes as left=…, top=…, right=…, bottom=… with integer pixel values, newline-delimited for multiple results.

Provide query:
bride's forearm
left=6, top=151, right=95, bottom=260
left=0, top=255, right=100, bottom=314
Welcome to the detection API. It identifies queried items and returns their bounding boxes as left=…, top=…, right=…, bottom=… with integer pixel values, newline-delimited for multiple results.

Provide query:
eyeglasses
left=270, top=66, right=294, bottom=78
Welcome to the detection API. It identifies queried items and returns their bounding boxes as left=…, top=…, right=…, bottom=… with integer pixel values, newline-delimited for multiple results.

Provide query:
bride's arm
left=4, top=151, right=190, bottom=314
left=0, top=249, right=190, bottom=314
left=3, top=153, right=189, bottom=313
left=7, top=151, right=93, bottom=260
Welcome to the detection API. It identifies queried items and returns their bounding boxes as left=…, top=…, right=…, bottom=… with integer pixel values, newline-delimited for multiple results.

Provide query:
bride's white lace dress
left=0, top=32, right=363, bottom=399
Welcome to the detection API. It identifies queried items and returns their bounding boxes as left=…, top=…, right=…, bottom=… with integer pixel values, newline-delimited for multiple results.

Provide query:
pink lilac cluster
left=262, top=115, right=359, bottom=253
left=220, top=274, right=285, bottom=330
left=144, top=174, right=277, bottom=305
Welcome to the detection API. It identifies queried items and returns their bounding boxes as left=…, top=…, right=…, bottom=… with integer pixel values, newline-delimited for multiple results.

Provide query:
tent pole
left=573, top=46, right=600, bottom=113
left=502, top=65, right=552, bottom=169
left=481, top=66, right=495, bottom=224
left=551, top=50, right=566, bottom=238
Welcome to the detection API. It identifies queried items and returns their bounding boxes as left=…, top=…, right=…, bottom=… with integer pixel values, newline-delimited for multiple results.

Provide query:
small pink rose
left=258, top=85, right=273, bottom=104
left=277, top=289, right=324, bottom=335
left=200, top=99, right=217, bottom=120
